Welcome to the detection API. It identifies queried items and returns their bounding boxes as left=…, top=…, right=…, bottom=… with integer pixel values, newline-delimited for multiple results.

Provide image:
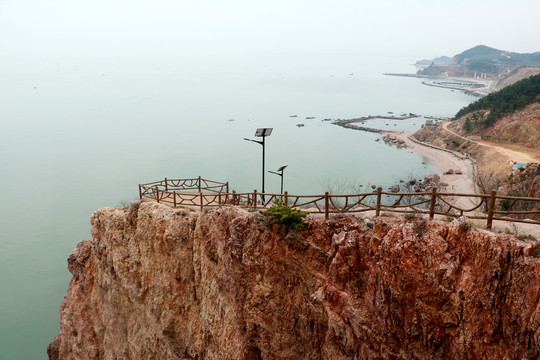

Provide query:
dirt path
left=442, top=122, right=540, bottom=164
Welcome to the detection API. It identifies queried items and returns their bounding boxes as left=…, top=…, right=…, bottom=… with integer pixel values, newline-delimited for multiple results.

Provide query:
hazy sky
left=0, top=0, right=539, bottom=60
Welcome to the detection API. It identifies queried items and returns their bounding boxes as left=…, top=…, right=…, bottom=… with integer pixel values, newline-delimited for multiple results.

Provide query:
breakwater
left=332, top=114, right=418, bottom=133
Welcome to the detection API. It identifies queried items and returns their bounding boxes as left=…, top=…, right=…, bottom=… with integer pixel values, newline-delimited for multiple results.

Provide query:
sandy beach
left=389, top=130, right=478, bottom=206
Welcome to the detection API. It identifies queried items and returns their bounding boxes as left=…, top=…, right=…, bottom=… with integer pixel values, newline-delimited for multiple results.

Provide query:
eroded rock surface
left=50, top=202, right=540, bottom=359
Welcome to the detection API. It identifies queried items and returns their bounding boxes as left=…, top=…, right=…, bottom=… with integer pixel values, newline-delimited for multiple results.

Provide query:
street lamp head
left=255, top=128, right=273, bottom=137
left=277, top=165, right=287, bottom=172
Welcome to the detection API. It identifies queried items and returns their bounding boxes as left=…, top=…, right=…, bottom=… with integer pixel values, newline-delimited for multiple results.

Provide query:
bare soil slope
left=495, top=67, right=540, bottom=90
left=449, top=102, right=540, bottom=148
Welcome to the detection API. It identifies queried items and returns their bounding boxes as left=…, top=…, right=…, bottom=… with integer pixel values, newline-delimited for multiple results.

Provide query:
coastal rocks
left=424, top=173, right=440, bottom=184
left=382, top=134, right=406, bottom=148
left=50, top=202, right=540, bottom=359
left=396, top=174, right=441, bottom=193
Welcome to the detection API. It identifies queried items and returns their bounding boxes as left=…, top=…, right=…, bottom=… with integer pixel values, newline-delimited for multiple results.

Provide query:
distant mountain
left=415, top=56, right=452, bottom=68
left=453, top=45, right=540, bottom=75
left=417, top=45, right=540, bottom=78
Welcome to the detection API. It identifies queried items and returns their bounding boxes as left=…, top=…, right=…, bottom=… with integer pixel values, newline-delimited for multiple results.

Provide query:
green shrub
left=413, top=219, right=428, bottom=237
left=261, top=200, right=308, bottom=230
left=405, top=213, right=417, bottom=221
left=459, top=221, right=472, bottom=231
left=499, top=199, right=511, bottom=211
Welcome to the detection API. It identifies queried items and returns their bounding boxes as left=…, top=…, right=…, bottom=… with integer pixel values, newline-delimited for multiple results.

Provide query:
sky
left=0, top=0, right=539, bottom=61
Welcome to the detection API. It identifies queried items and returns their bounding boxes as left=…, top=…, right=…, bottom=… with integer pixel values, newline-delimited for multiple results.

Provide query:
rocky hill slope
left=48, top=201, right=540, bottom=359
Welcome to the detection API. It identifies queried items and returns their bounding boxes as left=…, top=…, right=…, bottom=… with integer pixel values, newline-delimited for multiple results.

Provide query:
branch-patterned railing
left=138, top=178, right=540, bottom=229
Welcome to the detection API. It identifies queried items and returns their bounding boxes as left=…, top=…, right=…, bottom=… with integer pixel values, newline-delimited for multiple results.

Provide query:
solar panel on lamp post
left=244, top=128, right=273, bottom=202
left=268, top=165, right=287, bottom=195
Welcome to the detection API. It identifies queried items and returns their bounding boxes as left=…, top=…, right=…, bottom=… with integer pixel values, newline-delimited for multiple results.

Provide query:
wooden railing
left=139, top=177, right=229, bottom=208
left=138, top=178, right=540, bottom=229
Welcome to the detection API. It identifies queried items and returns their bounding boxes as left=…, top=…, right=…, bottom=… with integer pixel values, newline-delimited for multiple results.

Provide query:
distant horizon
left=1, top=0, right=539, bottom=62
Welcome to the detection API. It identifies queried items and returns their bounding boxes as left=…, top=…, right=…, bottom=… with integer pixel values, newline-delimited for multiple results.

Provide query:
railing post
left=200, top=192, right=204, bottom=211
left=253, top=190, right=257, bottom=208
left=139, top=184, right=142, bottom=199
left=429, top=187, right=437, bottom=220
left=226, top=182, right=229, bottom=194
left=165, top=177, right=168, bottom=191
left=155, top=185, right=160, bottom=203
left=232, top=190, right=236, bottom=205
left=325, top=192, right=329, bottom=220
left=173, top=192, right=177, bottom=207
left=486, top=190, right=497, bottom=230
left=284, top=191, right=288, bottom=206
left=375, top=187, right=382, bottom=217
left=198, top=176, right=202, bottom=192
left=218, top=192, right=221, bottom=207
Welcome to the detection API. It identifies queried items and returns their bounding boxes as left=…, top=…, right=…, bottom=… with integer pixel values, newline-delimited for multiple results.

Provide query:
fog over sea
left=0, top=52, right=476, bottom=359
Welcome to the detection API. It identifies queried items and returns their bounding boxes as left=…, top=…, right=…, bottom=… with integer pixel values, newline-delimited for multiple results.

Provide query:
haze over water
left=6, top=0, right=538, bottom=357
left=0, top=52, right=476, bottom=359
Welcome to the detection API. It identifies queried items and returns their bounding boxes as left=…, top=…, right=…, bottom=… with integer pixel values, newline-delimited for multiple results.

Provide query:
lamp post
left=269, top=165, right=287, bottom=194
left=244, top=128, right=273, bottom=201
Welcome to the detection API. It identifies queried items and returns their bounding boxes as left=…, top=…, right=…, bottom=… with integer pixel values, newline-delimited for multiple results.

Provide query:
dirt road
left=442, top=122, right=540, bottom=164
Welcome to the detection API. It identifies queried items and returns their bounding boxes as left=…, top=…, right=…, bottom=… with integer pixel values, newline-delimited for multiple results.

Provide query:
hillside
left=417, top=45, right=540, bottom=78
left=494, top=67, right=540, bottom=90
left=454, top=73, right=540, bottom=126
left=449, top=102, right=540, bottom=148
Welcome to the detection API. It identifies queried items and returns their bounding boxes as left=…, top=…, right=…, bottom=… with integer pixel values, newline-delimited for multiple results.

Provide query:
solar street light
left=268, top=165, right=288, bottom=194
left=244, top=128, right=273, bottom=201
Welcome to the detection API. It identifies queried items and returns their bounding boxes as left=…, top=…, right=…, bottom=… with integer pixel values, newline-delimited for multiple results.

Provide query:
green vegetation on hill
left=453, top=45, right=540, bottom=74
left=454, top=74, right=540, bottom=126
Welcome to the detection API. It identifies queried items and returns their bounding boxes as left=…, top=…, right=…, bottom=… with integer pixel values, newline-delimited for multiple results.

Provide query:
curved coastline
left=388, top=130, right=478, bottom=208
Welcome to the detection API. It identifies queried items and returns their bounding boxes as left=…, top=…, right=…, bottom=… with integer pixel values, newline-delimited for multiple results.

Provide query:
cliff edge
left=49, top=201, right=540, bottom=359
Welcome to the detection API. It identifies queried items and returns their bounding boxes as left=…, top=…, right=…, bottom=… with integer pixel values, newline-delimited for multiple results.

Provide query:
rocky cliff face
left=49, top=201, right=540, bottom=359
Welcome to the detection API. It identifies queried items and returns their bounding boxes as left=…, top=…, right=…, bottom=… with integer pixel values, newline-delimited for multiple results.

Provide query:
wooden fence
left=139, top=178, right=540, bottom=229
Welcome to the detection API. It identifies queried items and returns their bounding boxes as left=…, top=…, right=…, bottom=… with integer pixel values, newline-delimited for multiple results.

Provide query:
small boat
left=306, top=116, right=315, bottom=119
left=290, top=115, right=298, bottom=118
left=296, top=123, right=304, bottom=127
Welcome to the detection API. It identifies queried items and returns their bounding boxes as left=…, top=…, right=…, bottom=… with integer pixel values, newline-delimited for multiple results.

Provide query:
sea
left=0, top=52, right=476, bottom=359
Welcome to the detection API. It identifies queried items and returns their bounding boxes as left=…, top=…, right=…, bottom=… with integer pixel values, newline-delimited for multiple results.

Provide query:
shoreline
left=387, top=130, right=479, bottom=209
left=384, top=73, right=494, bottom=96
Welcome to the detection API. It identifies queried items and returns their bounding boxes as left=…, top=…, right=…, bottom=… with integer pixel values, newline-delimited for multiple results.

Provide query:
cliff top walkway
left=139, top=177, right=540, bottom=231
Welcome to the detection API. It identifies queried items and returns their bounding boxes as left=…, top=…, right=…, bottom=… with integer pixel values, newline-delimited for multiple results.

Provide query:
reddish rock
left=50, top=202, right=540, bottom=359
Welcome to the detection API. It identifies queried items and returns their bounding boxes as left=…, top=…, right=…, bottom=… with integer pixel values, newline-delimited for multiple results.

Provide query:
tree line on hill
left=454, top=74, right=540, bottom=126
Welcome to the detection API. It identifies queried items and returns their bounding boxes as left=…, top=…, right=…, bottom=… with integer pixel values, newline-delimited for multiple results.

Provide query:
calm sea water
left=0, top=53, right=475, bottom=359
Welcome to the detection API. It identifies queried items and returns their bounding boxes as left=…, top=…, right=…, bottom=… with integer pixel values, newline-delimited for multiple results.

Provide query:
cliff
left=49, top=201, right=540, bottom=359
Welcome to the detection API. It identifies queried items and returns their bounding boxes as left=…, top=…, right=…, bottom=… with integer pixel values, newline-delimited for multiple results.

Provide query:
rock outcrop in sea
left=49, top=201, right=540, bottom=359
